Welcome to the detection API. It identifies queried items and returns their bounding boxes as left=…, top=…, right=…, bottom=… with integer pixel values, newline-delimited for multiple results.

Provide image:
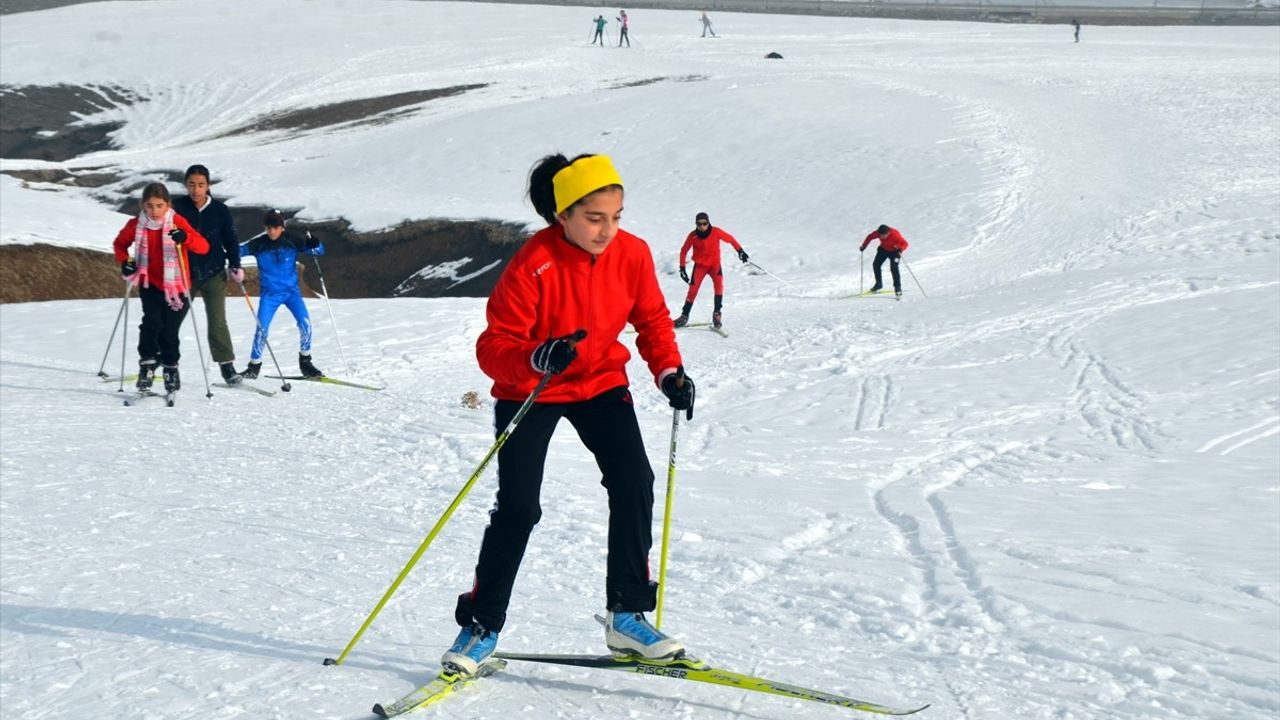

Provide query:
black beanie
left=696, top=212, right=710, bottom=223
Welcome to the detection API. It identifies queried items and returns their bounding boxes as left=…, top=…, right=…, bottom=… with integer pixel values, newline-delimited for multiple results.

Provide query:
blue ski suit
left=240, top=231, right=325, bottom=361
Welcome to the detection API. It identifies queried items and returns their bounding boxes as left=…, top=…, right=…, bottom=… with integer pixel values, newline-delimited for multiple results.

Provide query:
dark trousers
left=872, top=247, right=902, bottom=291
left=592, top=29, right=604, bottom=45
left=137, top=286, right=190, bottom=366
left=619, top=28, right=629, bottom=46
left=456, top=386, right=657, bottom=632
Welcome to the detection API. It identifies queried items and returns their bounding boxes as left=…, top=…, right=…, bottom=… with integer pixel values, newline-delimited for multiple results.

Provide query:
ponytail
left=527, top=152, right=612, bottom=226
left=527, top=154, right=571, bottom=226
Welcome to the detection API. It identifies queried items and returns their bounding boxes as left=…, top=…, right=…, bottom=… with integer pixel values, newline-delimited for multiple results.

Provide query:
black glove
left=306, top=232, right=320, bottom=250
left=737, top=248, right=749, bottom=263
left=679, top=266, right=690, bottom=284
left=661, top=367, right=696, bottom=420
left=121, top=259, right=137, bottom=276
left=531, top=330, right=586, bottom=375
left=169, top=228, right=187, bottom=244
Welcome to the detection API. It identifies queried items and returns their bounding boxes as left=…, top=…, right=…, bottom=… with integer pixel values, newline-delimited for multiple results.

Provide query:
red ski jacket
left=679, top=227, right=743, bottom=270
left=477, top=224, right=681, bottom=404
left=860, top=227, right=909, bottom=254
left=112, top=214, right=210, bottom=280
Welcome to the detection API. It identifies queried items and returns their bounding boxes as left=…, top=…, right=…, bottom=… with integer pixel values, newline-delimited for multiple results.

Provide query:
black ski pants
left=455, top=386, right=658, bottom=633
left=872, top=247, right=902, bottom=292
left=137, top=286, right=190, bottom=366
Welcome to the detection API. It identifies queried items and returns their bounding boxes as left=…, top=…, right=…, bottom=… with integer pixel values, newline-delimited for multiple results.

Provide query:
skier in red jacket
left=674, top=212, right=748, bottom=329
left=442, top=153, right=696, bottom=678
left=112, top=182, right=210, bottom=393
left=859, top=224, right=909, bottom=296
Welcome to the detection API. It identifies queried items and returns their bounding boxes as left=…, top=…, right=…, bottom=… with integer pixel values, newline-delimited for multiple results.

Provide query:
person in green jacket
left=592, top=15, right=607, bottom=46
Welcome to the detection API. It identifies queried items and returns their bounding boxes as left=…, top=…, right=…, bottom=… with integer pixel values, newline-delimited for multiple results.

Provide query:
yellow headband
left=552, top=155, right=623, bottom=214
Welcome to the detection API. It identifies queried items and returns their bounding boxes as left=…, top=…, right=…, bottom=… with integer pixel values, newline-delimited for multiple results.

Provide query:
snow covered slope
left=1, top=2, right=1277, bottom=719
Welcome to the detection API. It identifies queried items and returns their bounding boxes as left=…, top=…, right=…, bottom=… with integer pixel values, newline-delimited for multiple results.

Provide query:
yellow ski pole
left=324, top=331, right=584, bottom=667
left=655, top=367, right=687, bottom=630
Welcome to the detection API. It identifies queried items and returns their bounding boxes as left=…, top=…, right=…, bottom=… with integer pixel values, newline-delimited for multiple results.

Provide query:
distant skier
left=1072, top=18, right=1081, bottom=42
left=699, top=11, right=717, bottom=37
left=440, top=153, right=695, bottom=677
left=238, top=209, right=325, bottom=380
left=859, top=224, right=909, bottom=297
left=591, top=15, right=607, bottom=46
left=173, top=163, right=244, bottom=385
left=617, top=9, right=630, bottom=47
left=674, top=212, right=748, bottom=329
left=112, top=182, right=210, bottom=393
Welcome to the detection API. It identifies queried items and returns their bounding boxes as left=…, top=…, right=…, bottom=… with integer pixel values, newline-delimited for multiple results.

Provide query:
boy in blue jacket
left=240, top=209, right=325, bottom=379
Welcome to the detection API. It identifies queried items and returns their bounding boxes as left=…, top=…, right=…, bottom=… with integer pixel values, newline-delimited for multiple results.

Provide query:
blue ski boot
left=604, top=611, right=684, bottom=659
left=441, top=622, right=498, bottom=676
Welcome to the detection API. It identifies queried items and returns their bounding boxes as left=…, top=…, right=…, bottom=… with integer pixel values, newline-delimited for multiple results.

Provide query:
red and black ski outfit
left=860, top=226, right=909, bottom=293
left=679, top=224, right=743, bottom=306
left=456, top=222, right=682, bottom=633
left=112, top=213, right=209, bottom=366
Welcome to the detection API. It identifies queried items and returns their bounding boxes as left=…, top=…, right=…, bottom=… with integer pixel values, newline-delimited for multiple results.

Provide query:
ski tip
left=371, top=702, right=389, bottom=718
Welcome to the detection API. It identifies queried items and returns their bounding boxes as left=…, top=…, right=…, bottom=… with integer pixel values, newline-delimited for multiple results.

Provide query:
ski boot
left=241, top=361, right=262, bottom=380
left=712, top=311, right=723, bottom=329
left=219, top=362, right=242, bottom=385
left=136, top=359, right=157, bottom=390
left=895, top=289, right=903, bottom=299
left=162, top=365, right=180, bottom=392
left=604, top=611, right=684, bottom=660
left=441, top=621, right=499, bottom=676
left=299, top=353, right=324, bottom=378
left=868, top=283, right=883, bottom=293
left=672, top=301, right=694, bottom=328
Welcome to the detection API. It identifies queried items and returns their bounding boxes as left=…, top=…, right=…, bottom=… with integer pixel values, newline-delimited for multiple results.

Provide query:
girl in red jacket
left=111, top=182, right=210, bottom=392
left=675, top=211, right=749, bottom=329
left=442, top=153, right=696, bottom=677
left=859, top=223, right=909, bottom=296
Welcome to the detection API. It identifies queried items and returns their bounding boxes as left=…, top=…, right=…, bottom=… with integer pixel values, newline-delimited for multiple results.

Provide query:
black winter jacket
left=174, top=195, right=241, bottom=285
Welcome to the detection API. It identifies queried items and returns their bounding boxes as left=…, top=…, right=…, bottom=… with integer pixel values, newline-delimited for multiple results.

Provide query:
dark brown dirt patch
left=0, top=84, right=141, bottom=161
left=214, top=84, right=488, bottom=139
left=0, top=244, right=277, bottom=304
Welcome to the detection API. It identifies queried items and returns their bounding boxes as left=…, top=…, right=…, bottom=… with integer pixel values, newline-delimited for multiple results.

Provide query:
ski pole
left=118, top=279, right=131, bottom=393
left=902, top=258, right=927, bottom=298
left=178, top=247, right=214, bottom=399
left=308, top=239, right=349, bottom=373
left=655, top=367, right=686, bottom=631
left=859, top=251, right=864, bottom=296
left=323, top=332, right=585, bottom=667
left=236, top=279, right=292, bottom=393
left=98, top=280, right=133, bottom=379
left=745, top=260, right=802, bottom=293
